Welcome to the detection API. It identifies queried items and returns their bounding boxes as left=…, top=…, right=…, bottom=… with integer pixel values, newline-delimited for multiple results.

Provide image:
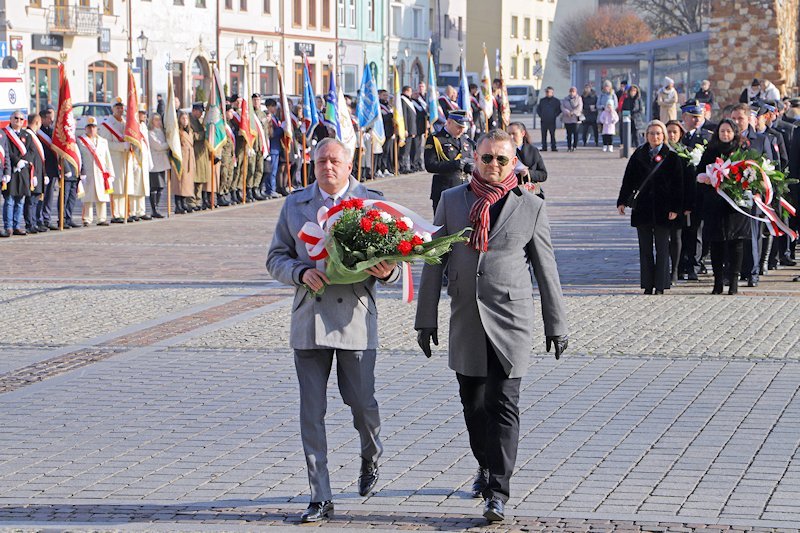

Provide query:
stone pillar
left=708, top=0, right=799, bottom=105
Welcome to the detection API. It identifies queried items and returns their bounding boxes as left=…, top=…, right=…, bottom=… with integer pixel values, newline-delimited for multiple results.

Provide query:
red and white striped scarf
left=468, top=170, right=518, bottom=252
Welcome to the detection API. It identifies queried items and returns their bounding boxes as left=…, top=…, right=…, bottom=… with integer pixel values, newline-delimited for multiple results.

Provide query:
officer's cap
left=192, top=102, right=205, bottom=111
left=681, top=103, right=704, bottom=116
left=86, top=116, right=98, bottom=127
left=448, top=110, right=469, bottom=125
left=113, top=97, right=124, bottom=107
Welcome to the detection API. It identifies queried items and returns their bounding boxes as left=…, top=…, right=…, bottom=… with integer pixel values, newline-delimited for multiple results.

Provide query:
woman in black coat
left=621, top=85, right=646, bottom=147
left=509, top=122, right=547, bottom=199
left=617, top=120, right=684, bottom=294
left=696, top=119, right=750, bottom=295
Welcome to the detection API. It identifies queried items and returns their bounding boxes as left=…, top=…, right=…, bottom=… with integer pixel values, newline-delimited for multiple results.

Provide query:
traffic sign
left=0, top=42, right=7, bottom=58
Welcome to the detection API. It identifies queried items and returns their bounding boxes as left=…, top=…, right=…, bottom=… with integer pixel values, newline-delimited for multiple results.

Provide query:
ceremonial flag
left=204, top=67, right=227, bottom=154
left=302, top=55, right=319, bottom=139
left=480, top=46, right=493, bottom=120
left=456, top=52, right=473, bottom=124
left=124, top=68, right=145, bottom=162
left=392, top=65, right=406, bottom=147
left=322, top=72, right=341, bottom=139
left=371, top=114, right=385, bottom=154
left=337, top=84, right=357, bottom=156
left=357, top=63, right=380, bottom=129
left=496, top=49, right=510, bottom=128
left=277, top=67, right=294, bottom=149
left=51, top=62, right=81, bottom=172
left=426, top=52, right=440, bottom=124
left=164, top=75, right=182, bottom=176
left=238, top=64, right=256, bottom=147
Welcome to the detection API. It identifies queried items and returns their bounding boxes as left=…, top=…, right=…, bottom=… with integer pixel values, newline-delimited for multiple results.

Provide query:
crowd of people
left=615, top=81, right=800, bottom=295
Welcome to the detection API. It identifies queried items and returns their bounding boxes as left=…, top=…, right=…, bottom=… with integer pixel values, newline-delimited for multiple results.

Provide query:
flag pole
left=394, top=136, right=398, bottom=176
left=302, top=135, right=308, bottom=187
left=124, top=151, right=130, bottom=223
left=59, top=163, right=65, bottom=231
left=167, top=169, right=171, bottom=217
left=301, top=53, right=308, bottom=187
left=357, top=129, right=364, bottom=182
left=370, top=141, right=375, bottom=180
left=241, top=150, right=247, bottom=204
left=209, top=150, right=216, bottom=209
left=284, top=141, right=292, bottom=192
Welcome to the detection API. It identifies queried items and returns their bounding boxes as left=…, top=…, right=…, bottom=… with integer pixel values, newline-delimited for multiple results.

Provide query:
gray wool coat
left=414, top=183, right=568, bottom=378
left=266, top=178, right=400, bottom=351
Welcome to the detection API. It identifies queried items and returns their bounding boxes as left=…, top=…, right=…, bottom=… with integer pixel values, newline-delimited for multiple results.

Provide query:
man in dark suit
left=399, top=85, right=418, bottom=174
left=423, top=110, right=474, bottom=213
left=2, top=111, right=33, bottom=236
left=679, top=102, right=712, bottom=280
left=36, top=105, right=59, bottom=232
left=267, top=138, right=400, bottom=523
left=416, top=128, right=568, bottom=522
left=536, top=86, right=561, bottom=151
left=411, top=82, right=429, bottom=171
left=378, top=90, right=395, bottom=176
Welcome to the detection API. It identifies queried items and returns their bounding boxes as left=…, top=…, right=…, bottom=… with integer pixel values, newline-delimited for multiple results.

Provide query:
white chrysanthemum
left=379, top=211, right=393, bottom=222
left=420, top=231, right=432, bottom=242
left=400, top=216, right=413, bottom=228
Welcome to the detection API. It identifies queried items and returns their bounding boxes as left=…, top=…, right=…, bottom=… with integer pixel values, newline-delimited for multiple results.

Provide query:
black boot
left=217, top=193, right=229, bottom=207
left=175, top=195, right=185, bottom=214
left=246, top=188, right=255, bottom=202
left=712, top=277, right=724, bottom=294
left=729, top=274, right=739, bottom=295
left=254, top=187, right=266, bottom=201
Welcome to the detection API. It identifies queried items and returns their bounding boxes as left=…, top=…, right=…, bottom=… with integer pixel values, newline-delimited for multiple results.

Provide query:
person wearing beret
left=424, top=109, right=475, bottom=213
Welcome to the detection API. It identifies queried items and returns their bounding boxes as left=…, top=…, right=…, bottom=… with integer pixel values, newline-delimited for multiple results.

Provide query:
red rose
left=411, top=235, right=423, bottom=246
left=366, top=209, right=381, bottom=220
left=352, top=198, right=365, bottom=209
left=397, top=241, right=413, bottom=255
left=373, top=222, right=389, bottom=236
left=360, top=217, right=373, bottom=232
left=395, top=220, right=409, bottom=231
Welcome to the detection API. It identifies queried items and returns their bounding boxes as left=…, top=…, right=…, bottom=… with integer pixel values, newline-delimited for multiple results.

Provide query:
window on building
left=523, top=57, right=530, bottom=79
left=225, top=0, right=232, bottom=9
left=536, top=19, right=543, bottom=41
left=458, top=16, right=463, bottom=41
left=79, top=0, right=90, bottom=6
left=548, top=20, right=553, bottom=40
left=322, top=64, right=331, bottom=96
left=367, top=0, right=374, bottom=31
left=260, top=66, right=277, bottom=95
left=174, top=0, right=184, bottom=5
left=29, top=57, right=59, bottom=114
left=195, top=0, right=205, bottom=7
left=348, top=0, right=356, bottom=28
left=229, top=65, right=241, bottom=98
left=293, top=0, right=302, bottom=26
left=510, top=57, right=517, bottom=79
left=309, top=0, right=317, bottom=28
left=322, top=0, right=330, bottom=28
left=511, top=16, right=518, bottom=38
left=443, top=15, right=449, bottom=38
left=30, top=0, right=43, bottom=7
left=412, top=8, right=421, bottom=38
left=263, top=0, right=270, bottom=13
left=103, top=0, right=113, bottom=15
left=392, top=6, right=401, bottom=36
left=294, top=62, right=305, bottom=96
left=524, top=18, right=530, bottom=39
left=338, top=0, right=345, bottom=27
left=240, top=0, right=247, bottom=10
left=344, top=65, right=357, bottom=93
left=88, top=60, right=117, bottom=103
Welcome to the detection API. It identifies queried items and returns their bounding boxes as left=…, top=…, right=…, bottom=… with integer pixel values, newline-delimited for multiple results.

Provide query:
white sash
left=36, top=129, right=53, bottom=149
left=26, top=129, right=45, bottom=163
left=4, top=126, right=27, bottom=156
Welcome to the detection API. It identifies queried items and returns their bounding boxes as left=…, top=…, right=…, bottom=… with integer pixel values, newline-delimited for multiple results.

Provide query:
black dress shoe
left=300, top=500, right=333, bottom=523
left=780, top=257, right=797, bottom=266
left=140, top=214, right=152, bottom=220
left=152, top=212, right=164, bottom=219
left=97, top=221, right=110, bottom=226
left=471, top=468, right=489, bottom=498
left=643, top=288, right=653, bottom=295
left=37, top=224, right=49, bottom=232
left=110, top=218, right=124, bottom=224
left=27, top=227, right=39, bottom=234
left=483, top=496, right=505, bottom=522
left=0, top=229, right=9, bottom=237
left=358, top=459, right=379, bottom=496
left=687, top=271, right=698, bottom=281
left=67, top=221, right=82, bottom=228
left=748, top=275, right=759, bottom=287
left=655, top=289, right=664, bottom=295
left=12, top=228, right=26, bottom=236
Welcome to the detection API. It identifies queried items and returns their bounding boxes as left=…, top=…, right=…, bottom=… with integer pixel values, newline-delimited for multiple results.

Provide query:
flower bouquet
left=697, top=148, right=798, bottom=238
left=298, top=197, right=467, bottom=300
left=673, top=140, right=706, bottom=167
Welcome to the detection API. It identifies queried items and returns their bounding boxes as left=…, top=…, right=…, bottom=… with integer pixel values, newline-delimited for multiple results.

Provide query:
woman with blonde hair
left=147, top=113, right=169, bottom=218
left=616, top=120, right=684, bottom=294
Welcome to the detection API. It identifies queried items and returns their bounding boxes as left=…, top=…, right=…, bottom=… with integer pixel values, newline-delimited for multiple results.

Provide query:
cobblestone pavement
left=2, top=143, right=800, bottom=531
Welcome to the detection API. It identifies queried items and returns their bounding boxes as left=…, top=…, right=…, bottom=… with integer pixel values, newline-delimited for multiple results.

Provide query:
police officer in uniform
left=424, top=110, right=475, bottom=213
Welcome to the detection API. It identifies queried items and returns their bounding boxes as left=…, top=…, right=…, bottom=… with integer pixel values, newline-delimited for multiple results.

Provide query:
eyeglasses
left=11, top=117, right=23, bottom=121
left=479, top=154, right=510, bottom=166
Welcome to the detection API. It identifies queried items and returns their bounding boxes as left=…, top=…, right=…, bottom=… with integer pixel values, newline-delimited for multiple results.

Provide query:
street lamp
left=403, top=46, right=409, bottom=87
left=532, top=49, right=542, bottom=128
left=137, top=30, right=148, bottom=106
left=337, top=41, right=346, bottom=84
left=248, top=36, right=258, bottom=94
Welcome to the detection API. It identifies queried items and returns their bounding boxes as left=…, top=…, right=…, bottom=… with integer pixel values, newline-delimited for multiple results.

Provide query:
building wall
left=387, top=0, right=430, bottom=92
left=437, top=0, right=467, bottom=73
left=338, top=0, right=386, bottom=93
left=708, top=0, right=799, bottom=103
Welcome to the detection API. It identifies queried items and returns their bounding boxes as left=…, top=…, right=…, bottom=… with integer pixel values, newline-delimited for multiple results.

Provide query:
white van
left=0, top=69, right=28, bottom=127
left=506, top=85, right=537, bottom=113
left=437, top=71, right=479, bottom=94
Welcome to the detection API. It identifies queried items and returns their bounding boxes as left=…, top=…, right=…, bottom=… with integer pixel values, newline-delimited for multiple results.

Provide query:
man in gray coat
left=415, top=129, right=569, bottom=522
left=267, top=138, right=399, bottom=523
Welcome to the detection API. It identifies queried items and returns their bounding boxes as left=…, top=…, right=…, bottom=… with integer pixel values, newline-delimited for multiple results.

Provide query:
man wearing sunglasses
left=415, top=128, right=569, bottom=522
left=2, top=112, right=33, bottom=237
left=424, top=109, right=475, bottom=213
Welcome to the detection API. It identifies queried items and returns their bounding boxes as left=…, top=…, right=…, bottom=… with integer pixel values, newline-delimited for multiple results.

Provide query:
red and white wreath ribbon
left=297, top=198, right=440, bottom=303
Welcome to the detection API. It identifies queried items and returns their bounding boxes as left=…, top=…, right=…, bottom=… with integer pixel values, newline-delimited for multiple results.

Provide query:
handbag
left=626, top=155, right=667, bottom=210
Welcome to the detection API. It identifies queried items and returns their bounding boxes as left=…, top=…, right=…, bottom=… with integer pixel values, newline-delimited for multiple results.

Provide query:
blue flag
left=427, top=54, right=439, bottom=125
left=323, top=72, right=341, bottom=139
left=302, top=57, right=319, bottom=140
left=356, top=64, right=380, bottom=129
left=456, top=53, right=473, bottom=124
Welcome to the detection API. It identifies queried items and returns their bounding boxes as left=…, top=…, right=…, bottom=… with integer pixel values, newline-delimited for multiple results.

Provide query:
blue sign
left=0, top=42, right=7, bottom=58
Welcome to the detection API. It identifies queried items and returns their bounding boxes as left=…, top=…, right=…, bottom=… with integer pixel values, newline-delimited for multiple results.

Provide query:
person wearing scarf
left=415, top=129, right=568, bottom=523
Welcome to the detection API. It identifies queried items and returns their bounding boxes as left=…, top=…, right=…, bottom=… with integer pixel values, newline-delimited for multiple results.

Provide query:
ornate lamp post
left=137, top=30, right=148, bottom=106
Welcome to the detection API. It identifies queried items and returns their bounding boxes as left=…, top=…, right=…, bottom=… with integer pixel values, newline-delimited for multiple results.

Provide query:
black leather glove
left=461, top=159, right=475, bottom=174
left=546, top=335, right=569, bottom=360
left=214, top=157, right=221, bottom=164
left=416, top=328, right=438, bottom=358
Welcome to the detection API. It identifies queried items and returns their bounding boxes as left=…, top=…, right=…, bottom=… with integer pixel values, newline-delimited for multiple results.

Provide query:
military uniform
left=248, top=107, right=267, bottom=200
left=219, top=121, right=236, bottom=203
left=424, top=122, right=475, bottom=213
left=189, top=112, right=210, bottom=209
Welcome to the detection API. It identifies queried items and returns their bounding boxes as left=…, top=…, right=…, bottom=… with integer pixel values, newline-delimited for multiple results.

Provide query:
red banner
left=124, top=68, right=144, bottom=155
left=51, top=63, right=82, bottom=173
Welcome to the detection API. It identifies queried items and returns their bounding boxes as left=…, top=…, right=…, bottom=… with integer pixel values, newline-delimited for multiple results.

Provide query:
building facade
left=387, top=0, right=429, bottom=91
left=337, top=0, right=386, bottom=94
left=466, top=0, right=596, bottom=97
left=434, top=0, right=466, bottom=73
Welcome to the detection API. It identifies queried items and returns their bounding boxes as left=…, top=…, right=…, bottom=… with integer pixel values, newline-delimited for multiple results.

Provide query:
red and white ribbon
left=101, top=121, right=125, bottom=143
left=297, top=198, right=441, bottom=303
left=780, top=197, right=797, bottom=217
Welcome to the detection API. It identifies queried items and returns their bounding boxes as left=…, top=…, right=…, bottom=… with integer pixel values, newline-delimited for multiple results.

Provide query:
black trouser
left=636, top=223, right=671, bottom=291
left=580, top=121, right=598, bottom=146
left=410, top=134, right=425, bottom=170
left=602, top=134, right=613, bottom=147
left=741, top=219, right=761, bottom=278
left=38, top=175, right=57, bottom=226
left=680, top=217, right=703, bottom=275
left=564, top=124, right=578, bottom=149
left=710, top=239, right=744, bottom=286
left=24, top=194, right=40, bottom=230
left=540, top=121, right=557, bottom=150
left=58, top=179, right=78, bottom=223
left=669, top=225, right=682, bottom=281
left=399, top=138, right=412, bottom=171
left=456, top=337, right=521, bottom=503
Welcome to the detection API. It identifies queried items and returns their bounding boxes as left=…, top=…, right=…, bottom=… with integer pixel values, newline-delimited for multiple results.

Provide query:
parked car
left=506, top=85, right=537, bottom=113
left=73, top=102, right=113, bottom=135
left=437, top=71, right=479, bottom=94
